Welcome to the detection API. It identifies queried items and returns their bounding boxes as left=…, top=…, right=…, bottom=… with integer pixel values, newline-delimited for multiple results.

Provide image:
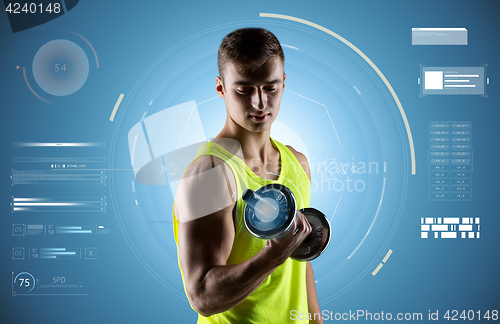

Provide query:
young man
left=173, top=28, right=323, bottom=323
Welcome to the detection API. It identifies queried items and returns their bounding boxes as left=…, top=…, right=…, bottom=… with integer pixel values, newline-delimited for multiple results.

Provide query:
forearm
left=306, top=261, right=323, bottom=324
left=187, top=247, right=283, bottom=316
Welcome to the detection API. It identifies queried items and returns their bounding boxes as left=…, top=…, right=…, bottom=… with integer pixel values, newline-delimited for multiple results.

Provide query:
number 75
left=19, top=278, right=30, bottom=286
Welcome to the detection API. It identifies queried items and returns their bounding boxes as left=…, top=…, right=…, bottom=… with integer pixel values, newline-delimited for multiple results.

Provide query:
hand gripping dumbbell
left=241, top=183, right=331, bottom=261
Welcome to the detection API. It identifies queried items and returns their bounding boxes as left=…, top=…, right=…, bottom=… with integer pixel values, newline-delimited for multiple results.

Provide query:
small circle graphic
left=32, top=39, right=89, bottom=96
left=14, top=272, right=36, bottom=293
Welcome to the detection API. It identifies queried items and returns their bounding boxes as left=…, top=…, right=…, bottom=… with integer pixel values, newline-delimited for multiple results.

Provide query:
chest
left=244, top=156, right=281, bottom=180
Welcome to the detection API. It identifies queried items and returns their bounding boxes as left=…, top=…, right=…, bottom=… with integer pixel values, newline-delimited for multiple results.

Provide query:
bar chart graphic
left=428, top=121, right=472, bottom=201
left=11, top=170, right=107, bottom=185
left=54, top=226, right=95, bottom=235
left=420, top=66, right=486, bottom=96
left=421, top=217, right=480, bottom=239
left=33, top=247, right=81, bottom=259
left=11, top=197, right=106, bottom=212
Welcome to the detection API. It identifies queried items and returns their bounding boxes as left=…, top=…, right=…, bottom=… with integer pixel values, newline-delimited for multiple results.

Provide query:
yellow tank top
left=173, top=137, right=311, bottom=323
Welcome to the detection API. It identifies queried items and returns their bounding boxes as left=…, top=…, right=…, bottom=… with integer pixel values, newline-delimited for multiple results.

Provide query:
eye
left=264, top=87, right=276, bottom=92
left=237, top=88, right=252, bottom=94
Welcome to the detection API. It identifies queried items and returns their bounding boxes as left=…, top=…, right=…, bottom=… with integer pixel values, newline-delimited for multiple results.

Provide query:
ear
left=283, top=73, right=286, bottom=89
left=216, top=76, right=225, bottom=99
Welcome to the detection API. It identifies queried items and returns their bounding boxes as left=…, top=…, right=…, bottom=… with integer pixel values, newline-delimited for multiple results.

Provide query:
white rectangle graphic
left=441, top=232, right=457, bottom=239
left=459, top=225, right=473, bottom=231
left=431, top=225, right=448, bottom=231
left=425, top=71, right=443, bottom=90
left=412, top=28, right=467, bottom=45
left=421, top=66, right=485, bottom=95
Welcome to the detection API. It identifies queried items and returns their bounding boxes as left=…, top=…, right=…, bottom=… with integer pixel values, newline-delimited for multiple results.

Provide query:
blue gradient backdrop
left=1, top=1, right=499, bottom=323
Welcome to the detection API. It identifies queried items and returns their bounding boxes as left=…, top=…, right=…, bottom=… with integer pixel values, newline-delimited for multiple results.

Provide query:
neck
left=216, top=115, right=275, bottom=161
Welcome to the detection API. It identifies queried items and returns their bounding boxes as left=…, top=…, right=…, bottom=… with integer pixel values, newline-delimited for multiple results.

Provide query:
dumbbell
left=242, top=183, right=331, bottom=261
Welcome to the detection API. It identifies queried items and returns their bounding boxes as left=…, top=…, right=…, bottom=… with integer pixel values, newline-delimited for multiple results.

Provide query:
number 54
left=55, top=64, right=66, bottom=71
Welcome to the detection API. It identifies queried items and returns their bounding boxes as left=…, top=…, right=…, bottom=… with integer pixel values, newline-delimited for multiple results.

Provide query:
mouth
left=249, top=113, right=270, bottom=122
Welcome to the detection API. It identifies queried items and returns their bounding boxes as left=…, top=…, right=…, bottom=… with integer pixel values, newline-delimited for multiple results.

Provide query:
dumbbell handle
left=241, top=189, right=265, bottom=212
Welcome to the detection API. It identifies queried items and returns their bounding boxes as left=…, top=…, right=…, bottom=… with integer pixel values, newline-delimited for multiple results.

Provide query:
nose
left=251, top=88, right=266, bottom=111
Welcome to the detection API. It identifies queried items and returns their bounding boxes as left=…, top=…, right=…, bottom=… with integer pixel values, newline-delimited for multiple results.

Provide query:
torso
left=212, top=137, right=305, bottom=182
left=243, top=147, right=281, bottom=180
left=173, top=138, right=311, bottom=323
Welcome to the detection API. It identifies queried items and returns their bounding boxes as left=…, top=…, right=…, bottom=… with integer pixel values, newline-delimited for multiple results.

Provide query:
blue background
left=1, top=0, right=499, bottom=323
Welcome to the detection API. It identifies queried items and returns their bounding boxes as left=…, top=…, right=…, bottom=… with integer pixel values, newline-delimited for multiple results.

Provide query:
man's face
left=216, top=57, right=286, bottom=133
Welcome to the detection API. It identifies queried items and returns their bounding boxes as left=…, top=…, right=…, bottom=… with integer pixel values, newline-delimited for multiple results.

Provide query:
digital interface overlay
left=1, top=1, right=499, bottom=323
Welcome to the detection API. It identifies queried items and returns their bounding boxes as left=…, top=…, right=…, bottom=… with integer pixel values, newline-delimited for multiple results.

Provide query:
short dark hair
left=218, top=28, right=285, bottom=81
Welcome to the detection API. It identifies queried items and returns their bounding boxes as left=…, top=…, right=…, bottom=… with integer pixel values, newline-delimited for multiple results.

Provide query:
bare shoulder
left=285, top=145, right=308, bottom=164
left=285, top=145, right=311, bottom=182
left=175, top=155, right=236, bottom=223
left=182, top=155, right=217, bottom=178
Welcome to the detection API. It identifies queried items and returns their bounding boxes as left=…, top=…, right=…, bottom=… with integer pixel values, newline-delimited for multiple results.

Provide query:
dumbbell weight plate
left=290, top=208, right=331, bottom=261
left=243, top=184, right=296, bottom=240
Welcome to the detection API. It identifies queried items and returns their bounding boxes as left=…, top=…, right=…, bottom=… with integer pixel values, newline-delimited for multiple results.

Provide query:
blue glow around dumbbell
left=242, top=189, right=279, bottom=223
left=243, top=185, right=296, bottom=238
left=254, top=198, right=279, bottom=222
